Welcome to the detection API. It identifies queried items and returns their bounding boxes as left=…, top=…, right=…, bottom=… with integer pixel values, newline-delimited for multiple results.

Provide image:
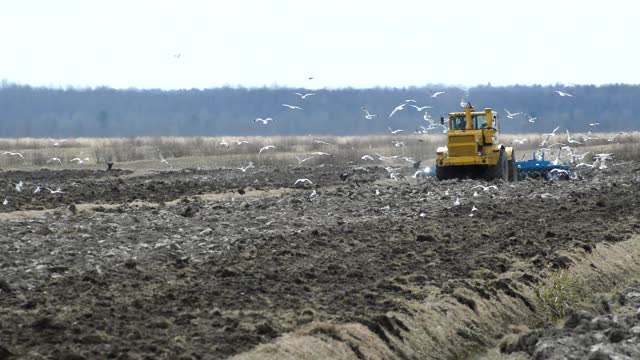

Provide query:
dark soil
left=1, top=163, right=639, bottom=359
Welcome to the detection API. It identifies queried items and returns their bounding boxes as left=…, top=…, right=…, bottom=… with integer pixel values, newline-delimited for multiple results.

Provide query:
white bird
left=254, top=117, right=274, bottom=124
left=45, top=187, right=64, bottom=194
left=460, top=98, right=469, bottom=108
left=473, top=191, right=479, bottom=197
left=589, top=122, right=600, bottom=127
left=233, top=140, right=250, bottom=145
left=543, top=126, right=561, bottom=137
left=361, top=155, right=374, bottom=161
left=555, top=90, right=574, bottom=97
left=362, top=107, right=377, bottom=120
left=157, top=150, right=169, bottom=165
left=575, top=162, right=596, bottom=168
left=259, top=145, right=276, bottom=154
left=47, top=138, right=67, bottom=146
left=527, top=116, right=538, bottom=123
left=294, top=178, right=313, bottom=186
left=404, top=99, right=417, bottom=103
left=453, top=197, right=460, bottom=206
left=392, top=140, right=406, bottom=148
left=2, top=199, right=7, bottom=206
left=430, top=91, right=445, bottom=98
left=472, top=185, right=498, bottom=191
left=504, top=109, right=522, bottom=119
left=219, top=140, right=230, bottom=148
left=388, top=126, right=404, bottom=135
left=389, top=103, right=407, bottom=118
left=313, top=139, right=331, bottom=145
left=471, top=205, right=478, bottom=212
left=309, top=189, right=317, bottom=199
left=34, top=186, right=41, bottom=194
left=310, top=152, right=331, bottom=156
left=295, top=155, right=314, bottom=164
left=47, top=157, right=63, bottom=165
left=444, top=189, right=450, bottom=196
left=295, top=92, right=315, bottom=99
left=549, top=169, right=570, bottom=176
left=237, top=161, right=254, bottom=172
left=70, top=158, right=84, bottom=164
left=410, top=105, right=432, bottom=112
left=566, top=129, right=582, bottom=144
left=512, top=138, right=529, bottom=145
left=15, top=181, right=23, bottom=192
left=282, top=104, right=303, bottom=110
left=1, top=151, right=24, bottom=159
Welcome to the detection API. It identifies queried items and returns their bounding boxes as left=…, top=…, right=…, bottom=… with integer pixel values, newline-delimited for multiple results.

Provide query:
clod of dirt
left=0, top=344, right=13, bottom=359
left=416, top=234, right=437, bottom=242
left=124, top=259, right=137, bottom=269
left=0, top=279, right=11, bottom=294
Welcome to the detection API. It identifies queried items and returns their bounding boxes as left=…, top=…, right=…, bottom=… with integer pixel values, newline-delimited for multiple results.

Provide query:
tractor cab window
left=450, top=116, right=466, bottom=130
left=473, top=115, right=488, bottom=129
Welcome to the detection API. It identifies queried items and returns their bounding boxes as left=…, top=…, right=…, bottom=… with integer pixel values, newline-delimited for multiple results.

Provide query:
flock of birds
left=0, top=85, right=634, bottom=207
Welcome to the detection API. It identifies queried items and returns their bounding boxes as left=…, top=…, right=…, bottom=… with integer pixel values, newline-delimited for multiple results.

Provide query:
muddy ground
left=1, top=162, right=640, bottom=359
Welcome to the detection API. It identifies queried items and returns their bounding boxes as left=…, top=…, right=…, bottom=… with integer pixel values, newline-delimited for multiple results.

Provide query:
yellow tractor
left=435, top=105, right=517, bottom=181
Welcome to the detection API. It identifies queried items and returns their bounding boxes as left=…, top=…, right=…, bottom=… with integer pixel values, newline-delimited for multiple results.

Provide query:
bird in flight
left=47, top=157, right=63, bottom=165
left=388, top=126, right=404, bottom=135
left=15, top=181, right=23, bottom=192
left=233, top=140, right=250, bottom=145
left=282, top=104, right=303, bottom=110
left=1, top=151, right=24, bottom=159
left=295, top=155, right=314, bottom=164
left=259, top=145, right=276, bottom=154
left=389, top=103, right=407, bottom=118
left=453, top=197, right=460, bottom=206
left=237, top=161, right=254, bottom=172
left=543, top=126, right=561, bottom=137
left=362, top=107, right=377, bottom=119
left=45, top=187, right=64, bottom=194
left=555, top=90, right=574, bottom=97
left=391, top=140, right=406, bottom=148
left=294, top=178, right=313, bottom=186
left=295, top=92, right=315, bottom=99
left=34, top=186, right=41, bottom=194
left=504, top=109, right=521, bottom=119
left=47, top=138, right=67, bottom=146
left=404, top=99, right=417, bottom=103
left=361, top=155, right=374, bottom=161
left=512, top=138, right=528, bottom=145
left=589, top=122, right=600, bottom=127
left=254, top=117, right=274, bottom=124
left=313, top=139, right=331, bottom=145
left=70, top=158, right=85, bottom=164
left=430, top=91, right=445, bottom=98
left=2, top=199, right=7, bottom=206
left=566, top=129, right=582, bottom=144
left=526, top=115, right=538, bottom=123
left=410, top=105, right=432, bottom=112
left=310, top=151, right=331, bottom=156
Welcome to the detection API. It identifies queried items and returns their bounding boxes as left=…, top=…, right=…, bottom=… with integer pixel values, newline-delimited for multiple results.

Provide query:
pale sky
left=0, top=0, right=637, bottom=90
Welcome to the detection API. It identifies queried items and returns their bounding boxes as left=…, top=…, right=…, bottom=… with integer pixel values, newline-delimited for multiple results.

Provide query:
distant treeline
left=0, top=81, right=638, bottom=138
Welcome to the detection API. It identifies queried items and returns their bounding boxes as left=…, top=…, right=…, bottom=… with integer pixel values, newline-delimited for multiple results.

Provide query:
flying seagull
left=310, top=151, right=331, bottom=156
left=157, top=150, right=169, bottom=165
left=295, top=92, right=315, bottom=99
left=410, top=105, right=432, bottom=112
left=254, top=117, right=274, bottom=124
left=430, top=91, right=445, bottom=98
left=313, top=139, right=331, bottom=145
left=362, top=107, right=377, bottom=120
left=566, top=129, right=582, bottom=144
left=15, top=181, right=23, bottom=192
left=527, top=115, right=538, bottom=123
left=259, top=145, right=276, bottom=154
left=361, top=155, right=374, bottom=161
left=504, top=109, right=521, bottom=119
left=295, top=155, right=314, bottom=164
left=512, top=138, right=528, bottom=145
left=47, top=157, right=63, bottom=165
left=589, top=122, right=600, bottom=127
left=555, top=90, right=574, bottom=97
left=388, top=126, right=404, bottom=135
left=45, top=187, right=64, bottom=194
left=389, top=103, right=407, bottom=118
left=294, top=178, right=313, bottom=186
left=1, top=151, right=24, bottom=158
left=282, top=104, right=303, bottom=110
left=70, top=158, right=85, bottom=164
left=233, top=140, right=250, bottom=145
left=48, top=138, right=67, bottom=146
left=404, top=99, right=417, bottom=103
left=237, top=161, right=254, bottom=172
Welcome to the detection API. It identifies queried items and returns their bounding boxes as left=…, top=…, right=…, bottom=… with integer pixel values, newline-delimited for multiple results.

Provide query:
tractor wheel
left=436, top=166, right=448, bottom=180
left=508, top=150, right=518, bottom=183
left=486, top=148, right=507, bottom=181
